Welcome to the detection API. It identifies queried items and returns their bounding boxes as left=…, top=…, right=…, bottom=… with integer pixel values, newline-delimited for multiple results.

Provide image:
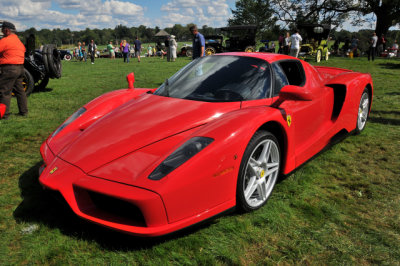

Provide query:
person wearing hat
left=169, top=35, right=177, bottom=62
left=0, top=21, right=28, bottom=119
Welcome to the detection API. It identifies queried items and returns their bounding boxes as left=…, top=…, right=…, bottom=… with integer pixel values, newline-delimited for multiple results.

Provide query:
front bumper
left=39, top=158, right=174, bottom=236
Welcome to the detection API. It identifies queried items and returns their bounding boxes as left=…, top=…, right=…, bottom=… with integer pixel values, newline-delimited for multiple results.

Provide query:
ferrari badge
left=287, top=115, right=292, bottom=127
left=50, top=167, right=58, bottom=174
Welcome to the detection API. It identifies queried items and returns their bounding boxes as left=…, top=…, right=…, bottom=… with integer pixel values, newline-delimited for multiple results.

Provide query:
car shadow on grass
left=13, top=162, right=222, bottom=250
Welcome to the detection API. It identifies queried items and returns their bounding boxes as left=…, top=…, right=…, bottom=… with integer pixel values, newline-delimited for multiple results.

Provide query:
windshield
left=154, top=55, right=271, bottom=102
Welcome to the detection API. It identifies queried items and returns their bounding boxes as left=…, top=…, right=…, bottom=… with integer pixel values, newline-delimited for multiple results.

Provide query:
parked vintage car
left=204, top=25, right=258, bottom=56
left=38, top=53, right=372, bottom=236
left=298, top=24, right=331, bottom=62
left=59, top=49, right=72, bottom=61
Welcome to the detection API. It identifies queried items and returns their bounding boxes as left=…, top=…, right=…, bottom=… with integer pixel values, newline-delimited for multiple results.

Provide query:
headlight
left=148, top=137, right=214, bottom=180
left=52, top=107, right=86, bottom=137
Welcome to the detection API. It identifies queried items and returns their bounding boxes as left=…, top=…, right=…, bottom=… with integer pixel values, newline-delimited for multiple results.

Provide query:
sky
left=0, top=0, right=396, bottom=32
left=0, top=0, right=237, bottom=31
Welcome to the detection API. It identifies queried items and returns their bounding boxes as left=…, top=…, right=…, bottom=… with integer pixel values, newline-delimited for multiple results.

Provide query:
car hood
left=58, top=94, right=240, bottom=173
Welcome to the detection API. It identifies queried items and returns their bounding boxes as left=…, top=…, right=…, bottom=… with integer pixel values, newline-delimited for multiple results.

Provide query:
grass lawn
left=0, top=55, right=399, bottom=264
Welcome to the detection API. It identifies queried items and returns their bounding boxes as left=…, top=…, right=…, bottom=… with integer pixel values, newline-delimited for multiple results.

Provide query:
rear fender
left=326, top=72, right=373, bottom=131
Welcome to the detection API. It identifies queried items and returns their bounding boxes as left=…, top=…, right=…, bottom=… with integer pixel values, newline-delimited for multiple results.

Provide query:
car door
left=272, top=60, right=330, bottom=167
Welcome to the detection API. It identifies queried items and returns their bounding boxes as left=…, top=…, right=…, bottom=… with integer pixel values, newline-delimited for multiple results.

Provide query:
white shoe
left=91, top=62, right=94, bottom=64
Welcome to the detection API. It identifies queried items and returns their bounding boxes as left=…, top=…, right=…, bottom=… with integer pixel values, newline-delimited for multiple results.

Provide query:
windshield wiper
left=164, top=78, right=170, bottom=97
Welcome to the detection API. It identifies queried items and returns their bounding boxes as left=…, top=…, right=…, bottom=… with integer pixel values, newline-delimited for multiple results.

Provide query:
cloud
left=0, top=0, right=147, bottom=30
left=160, top=0, right=230, bottom=27
left=0, top=0, right=232, bottom=30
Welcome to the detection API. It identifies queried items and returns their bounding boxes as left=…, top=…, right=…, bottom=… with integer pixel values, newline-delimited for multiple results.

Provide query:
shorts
left=135, top=51, right=141, bottom=57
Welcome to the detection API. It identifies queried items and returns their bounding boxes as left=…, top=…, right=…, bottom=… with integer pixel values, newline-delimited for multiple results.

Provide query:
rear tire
left=21, top=68, right=34, bottom=96
left=355, top=88, right=370, bottom=134
left=237, top=130, right=280, bottom=212
left=64, top=54, right=72, bottom=61
left=205, top=46, right=216, bottom=56
left=245, top=46, right=255, bottom=52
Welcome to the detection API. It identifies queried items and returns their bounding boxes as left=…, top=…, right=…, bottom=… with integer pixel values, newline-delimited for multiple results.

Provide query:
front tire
left=316, top=50, right=322, bottom=62
left=355, top=88, right=370, bottom=134
left=237, top=130, right=281, bottom=212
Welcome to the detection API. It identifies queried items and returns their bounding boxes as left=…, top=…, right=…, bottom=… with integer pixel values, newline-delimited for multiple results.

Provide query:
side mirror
left=273, top=85, right=313, bottom=107
left=126, top=72, right=135, bottom=89
left=279, top=85, right=313, bottom=101
left=0, top=103, right=5, bottom=119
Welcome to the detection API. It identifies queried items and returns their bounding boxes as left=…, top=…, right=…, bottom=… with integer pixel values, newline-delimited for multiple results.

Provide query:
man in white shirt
left=289, top=29, right=302, bottom=58
left=368, top=32, right=378, bottom=61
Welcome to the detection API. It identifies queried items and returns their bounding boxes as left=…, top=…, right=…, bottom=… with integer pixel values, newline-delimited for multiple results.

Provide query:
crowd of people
left=2, top=20, right=400, bottom=120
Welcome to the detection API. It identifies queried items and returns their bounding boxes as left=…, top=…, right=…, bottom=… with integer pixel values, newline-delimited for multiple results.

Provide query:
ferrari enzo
left=39, top=53, right=373, bottom=236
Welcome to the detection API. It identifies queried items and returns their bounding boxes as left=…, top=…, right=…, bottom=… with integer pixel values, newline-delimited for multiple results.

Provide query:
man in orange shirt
left=0, top=21, right=28, bottom=119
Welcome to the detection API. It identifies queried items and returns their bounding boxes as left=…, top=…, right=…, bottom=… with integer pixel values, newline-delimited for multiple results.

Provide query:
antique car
left=0, top=23, right=61, bottom=96
left=38, top=53, right=372, bottom=236
left=179, top=43, right=192, bottom=57
left=59, top=49, right=72, bottom=61
left=204, top=35, right=224, bottom=55
left=298, top=24, right=331, bottom=62
left=203, top=25, right=257, bottom=56
left=22, top=43, right=62, bottom=95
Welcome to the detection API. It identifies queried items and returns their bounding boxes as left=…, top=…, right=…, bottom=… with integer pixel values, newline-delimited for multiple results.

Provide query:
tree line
left=18, top=24, right=218, bottom=48
left=17, top=0, right=400, bottom=48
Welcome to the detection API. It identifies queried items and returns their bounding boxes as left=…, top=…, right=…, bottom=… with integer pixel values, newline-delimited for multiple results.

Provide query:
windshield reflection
left=154, top=55, right=272, bottom=102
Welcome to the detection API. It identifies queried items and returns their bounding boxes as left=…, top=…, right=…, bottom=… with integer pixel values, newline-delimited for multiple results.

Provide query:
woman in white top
left=170, top=35, right=177, bottom=62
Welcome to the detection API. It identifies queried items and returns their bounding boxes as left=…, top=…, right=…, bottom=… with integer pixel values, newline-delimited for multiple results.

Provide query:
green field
left=0, top=55, right=399, bottom=264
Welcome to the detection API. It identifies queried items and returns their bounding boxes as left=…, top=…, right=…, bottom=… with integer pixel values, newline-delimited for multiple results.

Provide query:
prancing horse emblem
left=50, top=167, right=58, bottom=174
left=287, top=115, right=292, bottom=127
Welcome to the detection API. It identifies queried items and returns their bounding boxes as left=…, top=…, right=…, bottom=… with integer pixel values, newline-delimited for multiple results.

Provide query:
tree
left=271, top=0, right=355, bottom=26
left=271, top=0, right=400, bottom=37
left=356, top=0, right=400, bottom=37
left=229, top=0, right=277, bottom=36
left=115, top=24, right=132, bottom=40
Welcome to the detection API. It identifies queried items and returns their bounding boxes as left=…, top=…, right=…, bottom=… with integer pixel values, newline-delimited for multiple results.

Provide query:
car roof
left=216, top=52, right=300, bottom=64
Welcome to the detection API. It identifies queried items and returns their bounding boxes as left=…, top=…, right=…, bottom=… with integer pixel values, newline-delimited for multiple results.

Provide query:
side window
left=272, top=63, right=289, bottom=97
left=279, top=61, right=306, bottom=86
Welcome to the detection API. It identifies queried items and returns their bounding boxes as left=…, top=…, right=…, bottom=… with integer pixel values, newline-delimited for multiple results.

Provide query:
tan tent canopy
left=155, top=30, right=170, bottom=37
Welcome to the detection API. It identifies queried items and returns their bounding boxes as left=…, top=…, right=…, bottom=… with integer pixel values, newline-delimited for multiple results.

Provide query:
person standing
left=164, top=36, right=170, bottom=61
left=122, top=40, right=130, bottom=63
left=368, top=32, right=378, bottom=61
left=284, top=32, right=291, bottom=55
left=107, top=41, right=115, bottom=59
left=170, top=35, right=177, bottom=62
left=278, top=34, right=284, bottom=54
left=0, top=21, right=28, bottom=119
left=133, top=36, right=142, bottom=62
left=289, top=29, right=302, bottom=58
left=190, top=25, right=205, bottom=59
left=88, top=40, right=97, bottom=64
left=378, top=34, right=386, bottom=55
left=82, top=41, right=87, bottom=62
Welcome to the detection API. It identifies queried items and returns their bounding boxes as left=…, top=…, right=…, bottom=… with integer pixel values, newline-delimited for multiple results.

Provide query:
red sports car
left=39, top=53, right=373, bottom=236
